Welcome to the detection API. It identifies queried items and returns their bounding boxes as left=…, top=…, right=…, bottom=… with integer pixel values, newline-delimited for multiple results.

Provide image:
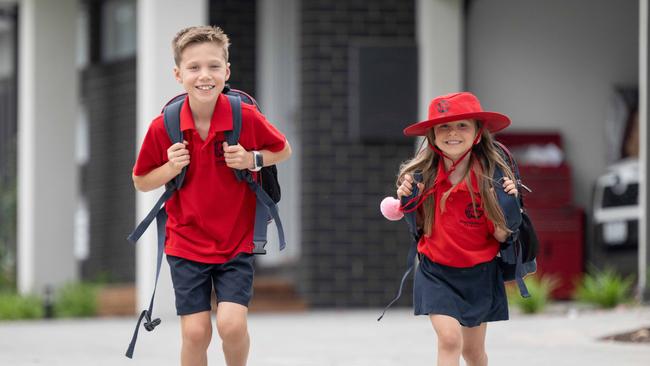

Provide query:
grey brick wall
left=81, top=58, right=136, bottom=283
left=0, top=77, right=16, bottom=183
left=299, top=0, right=417, bottom=307
left=0, top=6, right=17, bottom=184
left=209, top=0, right=257, bottom=94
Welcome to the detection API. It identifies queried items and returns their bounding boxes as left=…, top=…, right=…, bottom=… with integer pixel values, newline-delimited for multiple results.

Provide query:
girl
left=396, top=92, right=518, bottom=366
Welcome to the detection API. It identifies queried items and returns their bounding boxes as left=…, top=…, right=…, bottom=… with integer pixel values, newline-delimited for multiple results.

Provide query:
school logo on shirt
left=214, top=140, right=225, bottom=162
left=464, top=203, right=484, bottom=220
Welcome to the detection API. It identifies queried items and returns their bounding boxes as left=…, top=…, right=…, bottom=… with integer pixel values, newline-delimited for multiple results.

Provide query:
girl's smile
left=432, top=119, right=478, bottom=160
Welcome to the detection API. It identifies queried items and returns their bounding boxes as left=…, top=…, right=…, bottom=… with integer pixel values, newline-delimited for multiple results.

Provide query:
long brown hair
left=396, top=122, right=515, bottom=237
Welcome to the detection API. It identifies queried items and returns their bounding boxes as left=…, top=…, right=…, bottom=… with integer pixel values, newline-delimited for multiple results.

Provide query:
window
left=0, top=15, right=14, bottom=78
left=101, top=0, right=136, bottom=61
left=76, top=2, right=89, bottom=68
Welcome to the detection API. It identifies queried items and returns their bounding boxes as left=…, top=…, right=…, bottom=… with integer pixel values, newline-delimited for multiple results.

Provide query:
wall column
left=639, top=0, right=649, bottom=301
left=256, top=0, right=300, bottom=266
left=17, top=0, right=78, bottom=295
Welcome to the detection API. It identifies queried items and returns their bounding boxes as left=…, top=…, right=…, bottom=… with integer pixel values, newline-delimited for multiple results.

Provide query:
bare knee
left=437, top=328, right=462, bottom=354
left=462, top=345, right=487, bottom=365
left=182, top=322, right=212, bottom=349
left=217, top=317, right=248, bottom=344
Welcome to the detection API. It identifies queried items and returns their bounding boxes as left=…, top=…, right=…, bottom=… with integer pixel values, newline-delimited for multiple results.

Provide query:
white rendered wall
left=17, top=0, right=79, bottom=295
left=136, top=0, right=207, bottom=315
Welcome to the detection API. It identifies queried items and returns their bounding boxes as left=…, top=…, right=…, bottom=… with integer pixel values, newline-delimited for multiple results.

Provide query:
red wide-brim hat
left=403, top=92, right=511, bottom=136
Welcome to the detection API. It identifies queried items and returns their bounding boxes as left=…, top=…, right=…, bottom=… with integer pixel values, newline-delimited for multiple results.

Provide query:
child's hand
left=493, top=225, right=509, bottom=243
left=167, top=141, right=190, bottom=173
left=502, top=177, right=518, bottom=196
left=397, top=174, right=424, bottom=200
left=223, top=142, right=253, bottom=170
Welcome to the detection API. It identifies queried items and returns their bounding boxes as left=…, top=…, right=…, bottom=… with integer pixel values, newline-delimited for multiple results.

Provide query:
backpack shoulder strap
left=224, top=93, right=242, bottom=144
left=224, top=93, right=244, bottom=181
left=163, top=95, right=186, bottom=190
left=494, top=141, right=531, bottom=197
left=494, top=141, right=518, bottom=177
left=492, top=141, right=523, bottom=233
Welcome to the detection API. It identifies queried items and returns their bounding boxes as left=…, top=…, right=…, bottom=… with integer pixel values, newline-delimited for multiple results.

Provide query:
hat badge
left=436, top=100, right=450, bottom=114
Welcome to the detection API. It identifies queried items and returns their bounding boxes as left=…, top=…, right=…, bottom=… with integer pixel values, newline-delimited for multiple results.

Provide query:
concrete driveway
left=0, top=306, right=649, bottom=365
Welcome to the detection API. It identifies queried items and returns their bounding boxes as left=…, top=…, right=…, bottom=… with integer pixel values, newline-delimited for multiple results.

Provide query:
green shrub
left=54, top=282, right=98, bottom=318
left=0, top=247, right=15, bottom=292
left=0, top=174, right=17, bottom=293
left=507, top=275, right=558, bottom=314
left=574, top=268, right=634, bottom=308
left=0, top=292, right=43, bottom=320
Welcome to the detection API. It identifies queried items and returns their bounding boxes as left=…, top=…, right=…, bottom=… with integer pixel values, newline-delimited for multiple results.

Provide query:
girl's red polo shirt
left=133, top=94, right=286, bottom=264
left=417, top=160, right=500, bottom=268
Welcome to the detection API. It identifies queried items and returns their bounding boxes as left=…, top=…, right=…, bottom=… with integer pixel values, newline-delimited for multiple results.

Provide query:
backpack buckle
left=144, top=317, right=161, bottom=331
left=252, top=240, right=267, bottom=255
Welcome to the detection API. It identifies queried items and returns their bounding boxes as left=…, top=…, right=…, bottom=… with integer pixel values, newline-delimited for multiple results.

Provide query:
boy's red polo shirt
left=133, top=94, right=286, bottom=264
left=418, top=160, right=500, bottom=268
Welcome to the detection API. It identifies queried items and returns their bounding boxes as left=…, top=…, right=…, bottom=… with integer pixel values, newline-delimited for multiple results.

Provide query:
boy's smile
left=174, top=42, right=230, bottom=105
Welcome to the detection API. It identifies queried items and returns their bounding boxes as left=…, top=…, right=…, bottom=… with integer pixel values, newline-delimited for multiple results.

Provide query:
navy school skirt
left=413, top=255, right=509, bottom=327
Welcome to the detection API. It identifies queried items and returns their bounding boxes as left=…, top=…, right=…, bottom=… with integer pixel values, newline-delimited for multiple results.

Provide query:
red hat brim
left=403, top=111, right=511, bottom=136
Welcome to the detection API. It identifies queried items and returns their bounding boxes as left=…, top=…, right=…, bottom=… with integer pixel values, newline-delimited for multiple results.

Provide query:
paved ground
left=0, top=305, right=649, bottom=365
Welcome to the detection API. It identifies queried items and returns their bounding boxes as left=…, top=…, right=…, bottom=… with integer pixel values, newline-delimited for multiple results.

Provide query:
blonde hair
left=171, top=25, right=230, bottom=66
left=396, top=122, right=516, bottom=237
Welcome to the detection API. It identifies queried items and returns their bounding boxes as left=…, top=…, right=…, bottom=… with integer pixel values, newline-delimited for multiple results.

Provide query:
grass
left=507, top=275, right=558, bottom=314
left=54, top=282, right=98, bottom=318
left=574, top=268, right=634, bottom=309
left=0, top=292, right=43, bottom=320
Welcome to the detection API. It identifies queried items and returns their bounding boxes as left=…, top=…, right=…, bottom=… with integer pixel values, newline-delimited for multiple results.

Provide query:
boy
left=132, top=26, right=292, bottom=366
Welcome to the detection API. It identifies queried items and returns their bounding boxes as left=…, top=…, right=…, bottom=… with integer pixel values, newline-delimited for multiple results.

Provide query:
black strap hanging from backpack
left=124, top=95, right=187, bottom=358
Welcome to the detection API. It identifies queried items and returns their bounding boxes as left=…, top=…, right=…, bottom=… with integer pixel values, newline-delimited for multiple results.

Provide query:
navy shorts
left=166, top=253, right=255, bottom=316
left=413, top=255, right=509, bottom=327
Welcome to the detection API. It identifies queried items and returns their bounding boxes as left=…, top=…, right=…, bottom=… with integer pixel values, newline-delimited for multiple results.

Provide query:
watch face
left=255, top=151, right=263, bottom=168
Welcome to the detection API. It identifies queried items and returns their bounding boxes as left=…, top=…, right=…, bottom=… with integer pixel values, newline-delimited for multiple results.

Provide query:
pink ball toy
left=380, top=196, right=404, bottom=221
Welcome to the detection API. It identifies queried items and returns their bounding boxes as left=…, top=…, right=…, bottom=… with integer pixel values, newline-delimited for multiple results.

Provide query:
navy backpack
left=492, top=141, right=538, bottom=296
left=125, top=86, right=286, bottom=358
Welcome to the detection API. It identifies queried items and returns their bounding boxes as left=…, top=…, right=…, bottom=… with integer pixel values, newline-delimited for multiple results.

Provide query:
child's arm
left=222, top=140, right=292, bottom=170
left=133, top=141, right=190, bottom=192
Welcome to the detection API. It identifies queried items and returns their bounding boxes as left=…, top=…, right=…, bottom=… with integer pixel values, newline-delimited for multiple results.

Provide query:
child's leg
left=461, top=323, right=488, bottom=366
left=430, top=314, right=463, bottom=366
left=216, top=301, right=249, bottom=366
left=180, top=311, right=212, bottom=366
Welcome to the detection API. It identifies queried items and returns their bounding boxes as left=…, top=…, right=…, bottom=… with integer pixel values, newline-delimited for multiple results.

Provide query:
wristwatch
left=250, top=150, right=263, bottom=172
